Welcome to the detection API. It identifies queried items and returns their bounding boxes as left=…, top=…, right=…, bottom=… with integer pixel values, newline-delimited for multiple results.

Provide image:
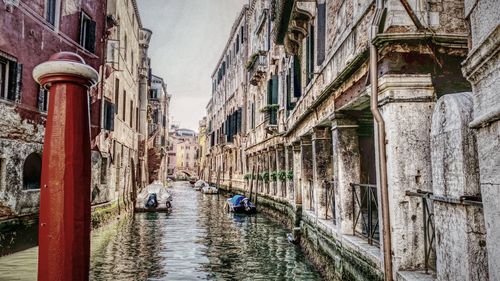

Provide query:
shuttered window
left=316, top=3, right=326, bottom=65
left=0, top=55, right=22, bottom=102
left=114, top=78, right=120, bottom=115
left=306, top=24, right=315, bottom=85
left=38, top=86, right=49, bottom=112
left=103, top=100, right=115, bottom=131
left=79, top=11, right=96, bottom=53
left=46, top=0, right=56, bottom=26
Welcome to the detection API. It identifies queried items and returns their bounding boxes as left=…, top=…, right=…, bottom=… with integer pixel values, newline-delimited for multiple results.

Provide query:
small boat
left=201, top=185, right=218, bottom=194
left=189, top=178, right=197, bottom=185
left=193, top=180, right=207, bottom=191
left=226, top=195, right=256, bottom=214
left=135, top=181, right=172, bottom=212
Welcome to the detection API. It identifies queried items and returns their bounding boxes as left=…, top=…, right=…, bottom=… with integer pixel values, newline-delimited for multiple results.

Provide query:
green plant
left=259, top=104, right=279, bottom=113
left=261, top=172, right=270, bottom=183
left=286, top=170, right=294, bottom=180
left=258, top=173, right=263, bottom=181
left=270, top=171, right=278, bottom=182
left=244, top=174, right=251, bottom=180
left=277, top=170, right=287, bottom=182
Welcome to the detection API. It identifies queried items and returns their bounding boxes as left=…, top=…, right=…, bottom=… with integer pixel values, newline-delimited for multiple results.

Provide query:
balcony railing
left=247, top=52, right=267, bottom=86
left=351, top=183, right=379, bottom=246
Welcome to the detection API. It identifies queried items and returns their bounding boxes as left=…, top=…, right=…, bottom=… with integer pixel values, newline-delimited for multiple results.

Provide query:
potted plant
left=277, top=170, right=287, bottom=182
left=270, top=171, right=278, bottom=182
left=286, top=170, right=294, bottom=180
left=261, top=172, right=270, bottom=183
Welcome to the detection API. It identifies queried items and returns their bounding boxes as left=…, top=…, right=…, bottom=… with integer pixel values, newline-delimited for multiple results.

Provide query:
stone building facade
left=0, top=0, right=106, bottom=217
left=0, top=0, right=156, bottom=254
left=168, top=126, right=199, bottom=179
left=203, top=0, right=498, bottom=280
left=147, top=74, right=170, bottom=184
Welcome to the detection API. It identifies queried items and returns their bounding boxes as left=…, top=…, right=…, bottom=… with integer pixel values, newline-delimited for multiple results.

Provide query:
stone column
left=285, top=145, right=294, bottom=201
left=263, top=149, right=270, bottom=194
left=269, top=147, right=277, bottom=196
left=462, top=13, right=500, bottom=279
left=379, top=74, right=435, bottom=272
left=431, top=92, right=488, bottom=280
left=312, top=127, right=333, bottom=220
left=331, top=115, right=360, bottom=233
left=301, top=136, right=314, bottom=212
left=292, top=142, right=302, bottom=206
left=276, top=144, right=286, bottom=198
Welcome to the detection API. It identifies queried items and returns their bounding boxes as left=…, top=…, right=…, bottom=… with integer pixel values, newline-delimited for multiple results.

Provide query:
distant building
left=167, top=126, right=198, bottom=179
left=197, top=118, right=208, bottom=178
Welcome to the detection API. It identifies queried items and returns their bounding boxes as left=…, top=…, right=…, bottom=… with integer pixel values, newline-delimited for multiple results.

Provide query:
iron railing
left=325, top=180, right=336, bottom=224
left=351, top=183, right=379, bottom=246
left=405, top=190, right=483, bottom=274
left=308, top=179, right=314, bottom=212
left=248, top=52, right=267, bottom=85
left=405, top=190, right=435, bottom=273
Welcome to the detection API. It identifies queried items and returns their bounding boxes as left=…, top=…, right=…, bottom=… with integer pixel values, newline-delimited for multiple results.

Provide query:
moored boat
left=201, top=185, right=218, bottom=194
left=226, top=195, right=256, bottom=214
left=135, top=181, right=172, bottom=213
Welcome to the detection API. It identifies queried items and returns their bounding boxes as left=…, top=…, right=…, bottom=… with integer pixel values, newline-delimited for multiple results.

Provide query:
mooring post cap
left=32, top=51, right=99, bottom=87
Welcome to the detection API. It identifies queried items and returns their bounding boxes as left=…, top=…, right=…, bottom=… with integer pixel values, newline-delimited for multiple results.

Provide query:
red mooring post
left=33, top=52, right=98, bottom=281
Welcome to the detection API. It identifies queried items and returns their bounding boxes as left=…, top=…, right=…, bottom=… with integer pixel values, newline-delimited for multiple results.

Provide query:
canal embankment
left=215, top=182, right=384, bottom=281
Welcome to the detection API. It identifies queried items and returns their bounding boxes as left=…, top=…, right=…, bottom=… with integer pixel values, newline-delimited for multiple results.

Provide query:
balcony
left=247, top=51, right=267, bottom=86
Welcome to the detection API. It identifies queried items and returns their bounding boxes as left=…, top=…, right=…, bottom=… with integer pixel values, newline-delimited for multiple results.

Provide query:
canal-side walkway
left=0, top=181, right=321, bottom=280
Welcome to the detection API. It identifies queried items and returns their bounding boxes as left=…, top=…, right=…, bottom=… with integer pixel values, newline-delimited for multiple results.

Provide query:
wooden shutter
left=85, top=19, right=96, bottom=53
left=316, top=3, right=326, bottom=65
left=293, top=56, right=301, bottom=98
left=271, top=75, right=278, bottom=104
left=7, top=61, right=18, bottom=101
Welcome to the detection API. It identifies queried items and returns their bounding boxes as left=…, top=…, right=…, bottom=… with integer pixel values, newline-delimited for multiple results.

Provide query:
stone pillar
left=33, top=52, right=98, bottom=281
left=312, top=127, right=333, bottom=220
left=331, top=116, right=360, bottom=233
left=431, top=92, right=488, bottom=280
left=462, top=13, right=500, bottom=279
left=285, top=145, right=294, bottom=201
left=292, top=142, right=302, bottom=205
left=379, top=74, right=435, bottom=272
left=263, top=150, right=270, bottom=194
left=276, top=144, right=286, bottom=198
left=301, top=136, right=314, bottom=212
left=269, top=147, right=277, bottom=196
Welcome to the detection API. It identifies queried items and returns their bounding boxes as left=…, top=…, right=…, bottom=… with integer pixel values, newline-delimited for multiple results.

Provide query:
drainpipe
left=369, top=0, right=393, bottom=280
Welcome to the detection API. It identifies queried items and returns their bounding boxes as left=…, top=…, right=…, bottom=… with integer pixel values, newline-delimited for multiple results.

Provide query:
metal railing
left=405, top=189, right=483, bottom=273
left=308, top=179, right=314, bottom=212
left=351, top=183, right=379, bottom=246
left=325, top=180, right=336, bottom=224
left=406, top=190, right=435, bottom=273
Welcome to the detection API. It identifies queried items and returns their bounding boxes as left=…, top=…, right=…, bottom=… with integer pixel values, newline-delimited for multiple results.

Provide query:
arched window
left=23, top=153, right=42, bottom=189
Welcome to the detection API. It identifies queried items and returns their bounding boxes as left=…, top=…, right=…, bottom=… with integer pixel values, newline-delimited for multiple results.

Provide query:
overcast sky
left=137, top=0, right=247, bottom=131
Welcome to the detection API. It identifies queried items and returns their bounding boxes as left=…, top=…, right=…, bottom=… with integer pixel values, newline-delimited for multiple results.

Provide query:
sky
left=137, top=0, right=247, bottom=131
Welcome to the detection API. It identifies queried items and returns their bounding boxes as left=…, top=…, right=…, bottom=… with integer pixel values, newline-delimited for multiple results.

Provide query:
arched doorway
left=23, top=153, right=42, bottom=189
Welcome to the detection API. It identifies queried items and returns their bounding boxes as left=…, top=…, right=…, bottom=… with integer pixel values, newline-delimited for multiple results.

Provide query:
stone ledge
left=397, top=270, right=436, bottom=281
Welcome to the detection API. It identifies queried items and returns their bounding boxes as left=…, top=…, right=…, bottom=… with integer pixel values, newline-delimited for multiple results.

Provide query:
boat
left=189, top=178, right=197, bottom=185
left=135, top=181, right=172, bottom=212
left=201, top=185, right=218, bottom=194
left=193, top=180, right=207, bottom=191
left=226, top=195, right=256, bottom=214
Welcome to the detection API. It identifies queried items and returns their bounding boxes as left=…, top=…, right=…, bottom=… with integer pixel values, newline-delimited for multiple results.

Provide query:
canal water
left=0, top=181, right=321, bottom=280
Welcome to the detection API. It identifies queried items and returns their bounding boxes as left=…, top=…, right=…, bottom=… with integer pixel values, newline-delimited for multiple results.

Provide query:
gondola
left=226, top=195, right=256, bottom=214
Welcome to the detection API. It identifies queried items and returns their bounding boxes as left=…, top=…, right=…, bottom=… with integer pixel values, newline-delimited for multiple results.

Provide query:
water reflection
left=0, top=182, right=321, bottom=281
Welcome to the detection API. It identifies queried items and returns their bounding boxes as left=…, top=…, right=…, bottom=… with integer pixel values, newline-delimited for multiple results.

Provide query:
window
left=79, top=11, right=96, bottom=53
left=114, top=78, right=120, bottom=115
left=38, top=86, right=49, bottom=112
left=316, top=2, right=326, bottom=65
left=306, top=24, right=315, bottom=84
left=23, top=153, right=42, bottom=190
left=131, top=51, right=134, bottom=74
left=150, top=89, right=158, bottom=99
left=136, top=107, right=139, bottom=130
left=122, top=90, right=126, bottom=120
left=0, top=55, right=21, bottom=102
left=100, top=157, right=107, bottom=184
left=129, top=100, right=133, bottom=127
left=103, top=100, right=114, bottom=131
left=46, top=0, right=56, bottom=26
left=123, top=34, right=127, bottom=62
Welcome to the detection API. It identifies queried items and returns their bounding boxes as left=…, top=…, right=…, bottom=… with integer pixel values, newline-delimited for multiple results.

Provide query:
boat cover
left=230, top=195, right=245, bottom=206
left=194, top=180, right=208, bottom=188
left=137, top=181, right=171, bottom=204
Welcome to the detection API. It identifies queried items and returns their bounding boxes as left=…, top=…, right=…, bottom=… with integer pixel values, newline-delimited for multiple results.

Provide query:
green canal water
left=0, top=181, right=321, bottom=280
